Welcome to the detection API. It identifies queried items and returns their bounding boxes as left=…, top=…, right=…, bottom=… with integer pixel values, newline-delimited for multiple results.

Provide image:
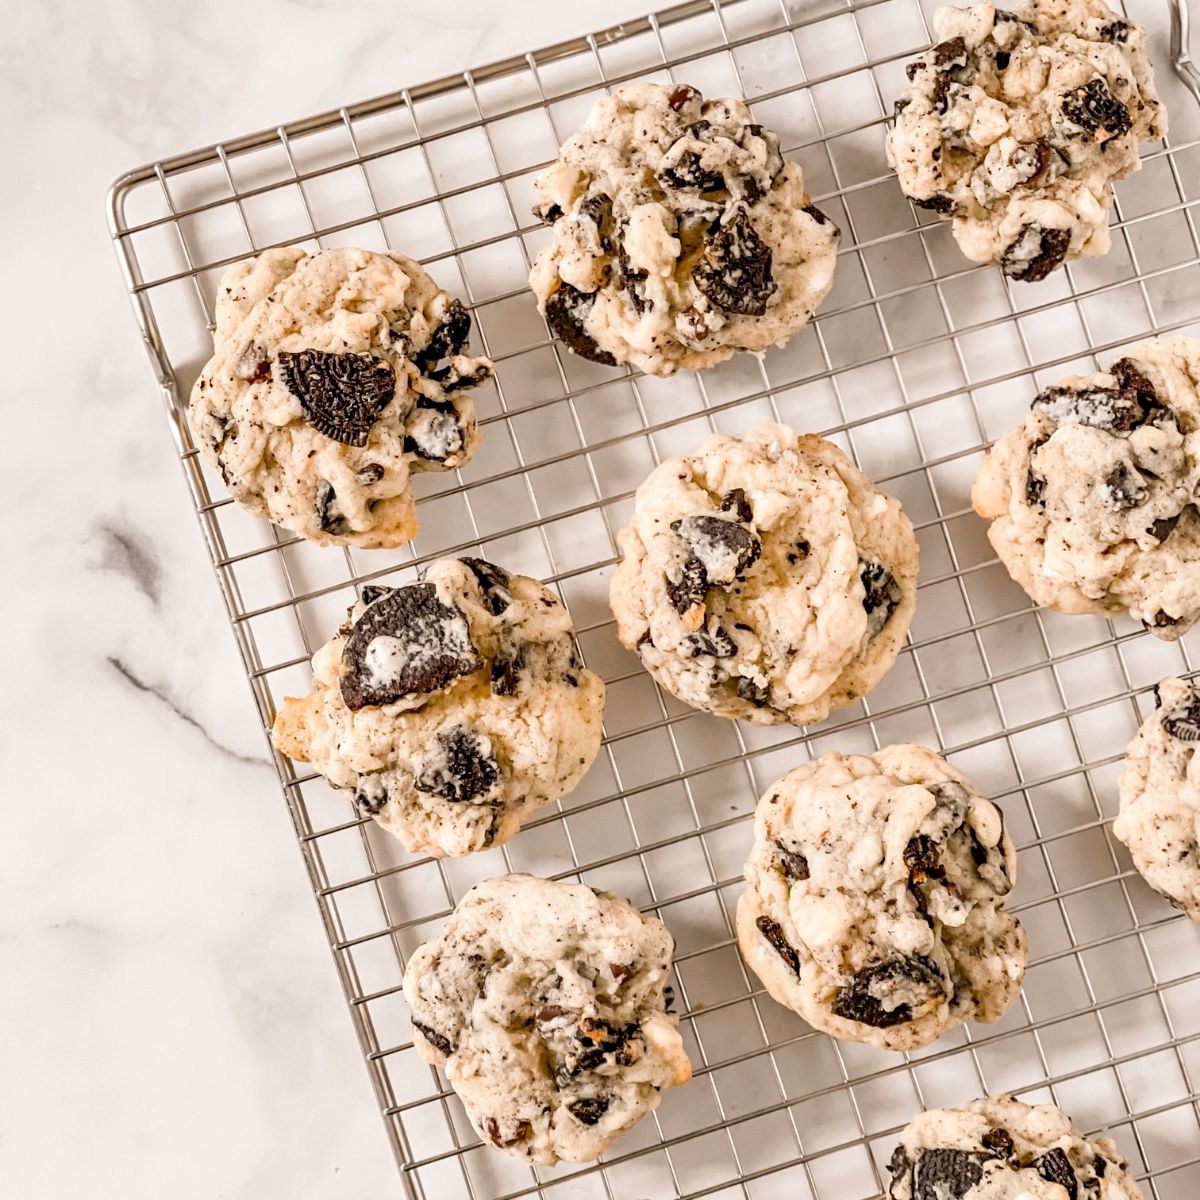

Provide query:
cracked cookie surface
left=272, top=557, right=604, bottom=857
left=887, top=0, right=1165, bottom=280
left=736, top=745, right=1026, bottom=1050
left=188, top=247, right=493, bottom=547
left=1115, top=677, right=1200, bottom=921
left=887, top=1094, right=1142, bottom=1198
left=609, top=423, right=917, bottom=725
left=530, top=82, right=839, bottom=375
left=972, top=337, right=1200, bottom=637
left=402, top=873, right=691, bottom=1165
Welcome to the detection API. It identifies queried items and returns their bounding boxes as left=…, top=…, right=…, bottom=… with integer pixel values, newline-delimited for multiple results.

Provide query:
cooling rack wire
left=109, top=0, right=1200, bottom=1196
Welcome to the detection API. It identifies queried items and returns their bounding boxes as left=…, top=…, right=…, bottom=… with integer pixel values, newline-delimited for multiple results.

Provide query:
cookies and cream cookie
left=1114, top=677, right=1200, bottom=921
left=887, top=0, right=1165, bottom=281
left=972, top=337, right=1200, bottom=637
left=609, top=424, right=917, bottom=725
left=530, top=82, right=839, bottom=375
left=402, top=873, right=691, bottom=1165
left=188, top=246, right=493, bottom=547
left=272, top=557, right=605, bottom=857
left=887, top=1094, right=1142, bottom=1198
left=736, top=745, right=1026, bottom=1050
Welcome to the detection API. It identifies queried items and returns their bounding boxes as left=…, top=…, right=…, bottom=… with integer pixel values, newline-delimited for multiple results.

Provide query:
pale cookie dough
left=736, top=745, right=1026, bottom=1050
left=609, top=424, right=918, bottom=726
left=887, top=0, right=1165, bottom=281
left=272, top=558, right=605, bottom=857
left=530, top=82, right=839, bottom=375
left=402, top=874, right=691, bottom=1165
left=188, top=246, right=494, bottom=547
left=1114, top=677, right=1200, bottom=921
left=972, top=337, right=1200, bottom=637
left=887, top=1094, right=1142, bottom=1199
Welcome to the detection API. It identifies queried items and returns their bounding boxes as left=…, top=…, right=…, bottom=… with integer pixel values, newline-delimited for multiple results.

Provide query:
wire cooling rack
left=109, top=0, right=1200, bottom=1196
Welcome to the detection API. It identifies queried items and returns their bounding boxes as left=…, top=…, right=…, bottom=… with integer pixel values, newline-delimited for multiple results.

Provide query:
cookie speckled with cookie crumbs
left=609, top=423, right=917, bottom=726
left=737, top=745, right=1026, bottom=1050
left=271, top=557, right=604, bottom=857
left=529, top=83, right=839, bottom=375
left=188, top=247, right=493, bottom=547
left=972, top=337, right=1200, bottom=637
left=402, top=874, right=691, bottom=1165
left=887, top=0, right=1164, bottom=281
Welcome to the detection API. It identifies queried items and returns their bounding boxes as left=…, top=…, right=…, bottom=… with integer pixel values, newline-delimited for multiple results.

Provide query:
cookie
left=188, top=247, right=493, bottom=548
left=972, top=337, right=1200, bottom=637
left=736, top=745, right=1026, bottom=1050
left=1114, top=677, right=1200, bottom=921
left=529, top=82, right=839, bottom=375
left=272, top=557, right=605, bottom=857
left=887, top=0, right=1165, bottom=281
left=609, top=423, right=918, bottom=726
left=402, top=873, right=691, bottom=1165
left=887, top=1094, right=1142, bottom=1199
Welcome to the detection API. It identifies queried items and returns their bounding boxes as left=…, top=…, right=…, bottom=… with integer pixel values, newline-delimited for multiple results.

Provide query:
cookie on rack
left=887, top=0, right=1165, bottom=281
left=402, top=873, right=691, bottom=1165
left=188, top=246, right=493, bottom=548
left=972, top=337, right=1200, bottom=638
left=886, top=1094, right=1143, bottom=1198
left=529, top=82, right=839, bottom=375
left=609, top=423, right=917, bottom=726
left=1114, top=677, right=1200, bottom=921
left=272, top=557, right=604, bottom=857
left=736, top=744, right=1026, bottom=1051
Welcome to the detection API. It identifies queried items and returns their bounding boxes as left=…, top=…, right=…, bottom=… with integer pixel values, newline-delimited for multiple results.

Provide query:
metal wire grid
left=107, top=0, right=1200, bottom=1196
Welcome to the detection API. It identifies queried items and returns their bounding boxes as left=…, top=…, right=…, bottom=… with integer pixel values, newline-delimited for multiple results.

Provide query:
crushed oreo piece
left=666, top=555, right=710, bottom=617
left=775, top=840, right=810, bottom=881
left=340, top=582, right=481, bottom=709
left=235, top=343, right=272, bottom=383
left=491, top=643, right=526, bottom=696
left=913, top=1148, right=984, bottom=1200
left=1101, top=19, right=1131, bottom=43
left=360, top=584, right=393, bottom=606
left=1103, top=462, right=1148, bottom=509
left=720, top=487, right=753, bottom=523
left=737, top=676, right=770, bottom=707
left=1148, top=511, right=1182, bottom=542
left=616, top=244, right=650, bottom=316
left=684, top=626, right=737, bottom=658
left=1161, top=688, right=1200, bottom=741
left=403, top=396, right=466, bottom=463
left=567, top=1097, right=610, bottom=1126
left=356, top=462, right=385, bottom=485
left=904, top=834, right=944, bottom=882
left=314, top=481, right=349, bottom=536
left=693, top=208, right=777, bottom=316
left=533, top=200, right=564, bottom=224
left=1111, top=357, right=1160, bottom=409
left=353, top=774, right=389, bottom=817
left=544, top=282, right=618, bottom=365
left=756, top=915, right=801, bottom=974
left=1002, top=224, right=1071, bottom=282
left=415, top=298, right=472, bottom=371
left=412, top=1021, right=453, bottom=1056
left=1036, top=1148, right=1078, bottom=1199
left=1032, top=385, right=1145, bottom=433
left=915, top=193, right=956, bottom=214
left=415, top=726, right=500, bottom=803
left=995, top=49, right=1011, bottom=71
left=1026, top=437, right=1049, bottom=508
left=1148, top=610, right=1183, bottom=631
left=830, top=955, right=945, bottom=1029
left=672, top=514, right=761, bottom=584
left=1062, top=77, right=1132, bottom=138
left=658, top=138, right=727, bottom=194
left=667, top=84, right=701, bottom=111
left=485, top=1118, right=532, bottom=1149
left=279, top=349, right=396, bottom=447
left=982, top=1127, right=1015, bottom=1159
left=802, top=202, right=833, bottom=226
left=461, top=557, right=512, bottom=616
left=860, top=560, right=902, bottom=638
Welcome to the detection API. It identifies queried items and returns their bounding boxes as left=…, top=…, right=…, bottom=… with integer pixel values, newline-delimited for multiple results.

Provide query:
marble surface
left=0, top=2, right=653, bottom=1197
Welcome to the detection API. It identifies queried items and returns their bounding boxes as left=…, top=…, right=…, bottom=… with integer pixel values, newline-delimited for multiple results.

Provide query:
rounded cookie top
left=529, top=83, right=839, bottom=375
left=972, top=337, right=1200, bottom=637
left=402, top=873, right=691, bottom=1165
left=188, top=247, right=494, bottom=548
left=271, top=557, right=605, bottom=857
left=1115, top=677, right=1200, bottom=922
left=736, top=745, right=1026, bottom=1050
left=887, top=1094, right=1142, bottom=1199
left=609, top=423, right=918, bottom=726
left=887, top=0, right=1165, bottom=281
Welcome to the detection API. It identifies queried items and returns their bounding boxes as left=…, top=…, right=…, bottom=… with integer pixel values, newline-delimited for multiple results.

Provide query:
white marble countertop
left=1, top=2, right=654, bottom=1196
